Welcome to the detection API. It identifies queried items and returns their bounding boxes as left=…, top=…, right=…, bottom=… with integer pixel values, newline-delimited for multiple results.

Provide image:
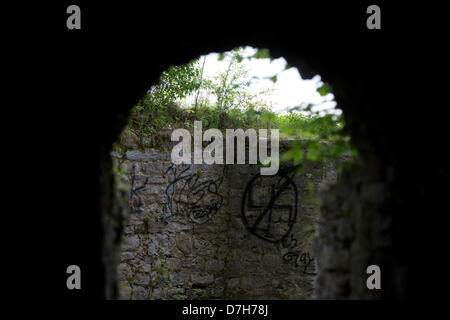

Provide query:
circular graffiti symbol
left=241, top=173, right=298, bottom=243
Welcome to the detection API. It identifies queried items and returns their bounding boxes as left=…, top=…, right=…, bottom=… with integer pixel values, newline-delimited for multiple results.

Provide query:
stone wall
left=313, top=156, right=408, bottom=299
left=112, top=140, right=336, bottom=300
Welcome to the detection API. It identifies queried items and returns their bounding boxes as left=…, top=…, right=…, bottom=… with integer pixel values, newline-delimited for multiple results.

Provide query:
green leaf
left=306, top=142, right=320, bottom=161
left=281, top=149, right=294, bottom=161
left=269, top=75, right=277, bottom=83
left=252, top=48, right=271, bottom=59
left=293, top=149, right=303, bottom=165
left=218, top=53, right=225, bottom=61
left=317, top=83, right=331, bottom=96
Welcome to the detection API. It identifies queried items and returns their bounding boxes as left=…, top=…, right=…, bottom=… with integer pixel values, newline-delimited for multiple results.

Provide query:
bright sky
left=183, top=46, right=340, bottom=116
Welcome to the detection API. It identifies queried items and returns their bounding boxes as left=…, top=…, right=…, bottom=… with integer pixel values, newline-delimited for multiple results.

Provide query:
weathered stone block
left=176, top=232, right=193, bottom=255
left=191, top=272, right=214, bottom=287
left=133, top=274, right=150, bottom=287
left=120, top=252, right=136, bottom=261
left=205, top=259, right=225, bottom=274
left=118, top=281, right=132, bottom=300
left=132, top=286, right=149, bottom=300
left=121, top=235, right=140, bottom=251
left=227, top=278, right=239, bottom=289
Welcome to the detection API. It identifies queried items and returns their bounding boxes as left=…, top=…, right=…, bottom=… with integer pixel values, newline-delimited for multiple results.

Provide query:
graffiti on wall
left=163, top=163, right=227, bottom=224
left=241, top=172, right=298, bottom=243
left=129, top=163, right=149, bottom=214
left=241, top=169, right=314, bottom=274
left=280, top=233, right=314, bottom=275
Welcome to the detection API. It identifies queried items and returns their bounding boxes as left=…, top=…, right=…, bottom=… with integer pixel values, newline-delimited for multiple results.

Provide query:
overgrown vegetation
left=123, top=47, right=355, bottom=172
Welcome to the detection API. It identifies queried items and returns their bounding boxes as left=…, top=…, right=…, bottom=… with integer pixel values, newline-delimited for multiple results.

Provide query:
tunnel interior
left=110, top=47, right=351, bottom=300
left=98, top=33, right=407, bottom=299
left=26, top=3, right=442, bottom=301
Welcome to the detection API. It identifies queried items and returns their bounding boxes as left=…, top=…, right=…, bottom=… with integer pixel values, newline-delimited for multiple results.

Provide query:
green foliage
left=126, top=48, right=275, bottom=141
left=295, top=284, right=302, bottom=299
left=251, top=48, right=272, bottom=60
left=317, top=83, right=332, bottom=96
left=212, top=49, right=255, bottom=114
left=128, top=60, right=202, bottom=142
left=124, top=47, right=355, bottom=174
left=112, top=164, right=131, bottom=193
left=278, top=109, right=355, bottom=174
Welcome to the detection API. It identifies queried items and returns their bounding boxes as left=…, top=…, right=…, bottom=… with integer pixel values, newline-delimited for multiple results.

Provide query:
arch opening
left=110, top=46, right=352, bottom=300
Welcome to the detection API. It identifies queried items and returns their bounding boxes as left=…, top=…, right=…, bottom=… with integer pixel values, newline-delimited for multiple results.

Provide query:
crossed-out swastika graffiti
left=241, top=172, right=298, bottom=243
left=241, top=170, right=314, bottom=274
